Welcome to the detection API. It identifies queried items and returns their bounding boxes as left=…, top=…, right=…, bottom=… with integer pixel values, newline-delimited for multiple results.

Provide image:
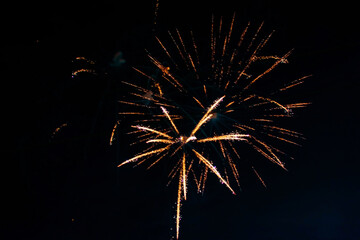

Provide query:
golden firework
left=115, top=14, right=309, bottom=239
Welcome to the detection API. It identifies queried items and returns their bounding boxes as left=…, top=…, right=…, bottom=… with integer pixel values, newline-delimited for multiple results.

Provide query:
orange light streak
left=133, top=125, right=173, bottom=139
left=117, top=146, right=170, bottom=167
left=192, top=149, right=235, bottom=195
left=160, top=106, right=180, bottom=135
left=198, top=134, right=248, bottom=143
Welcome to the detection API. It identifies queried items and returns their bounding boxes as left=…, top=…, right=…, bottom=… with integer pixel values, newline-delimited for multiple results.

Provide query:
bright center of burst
left=179, top=136, right=197, bottom=144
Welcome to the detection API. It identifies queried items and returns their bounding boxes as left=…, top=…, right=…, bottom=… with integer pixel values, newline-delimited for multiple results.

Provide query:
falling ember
left=252, top=167, right=267, bottom=188
left=153, top=0, right=160, bottom=31
left=115, top=14, right=309, bottom=239
left=182, top=153, right=187, bottom=200
left=71, top=69, right=96, bottom=77
left=110, top=120, right=120, bottom=145
left=51, top=123, right=68, bottom=139
left=176, top=170, right=182, bottom=240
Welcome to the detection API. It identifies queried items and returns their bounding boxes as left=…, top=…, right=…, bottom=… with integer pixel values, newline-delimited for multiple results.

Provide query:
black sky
left=3, top=1, right=360, bottom=239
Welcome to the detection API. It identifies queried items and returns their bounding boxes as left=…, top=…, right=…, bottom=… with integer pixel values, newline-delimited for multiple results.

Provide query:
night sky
left=4, top=1, right=360, bottom=239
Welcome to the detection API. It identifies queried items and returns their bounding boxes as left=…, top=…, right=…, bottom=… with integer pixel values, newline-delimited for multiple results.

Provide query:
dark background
left=3, top=0, right=360, bottom=239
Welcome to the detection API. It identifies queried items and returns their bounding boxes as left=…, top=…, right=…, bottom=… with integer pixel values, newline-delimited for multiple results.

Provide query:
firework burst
left=115, top=14, right=309, bottom=239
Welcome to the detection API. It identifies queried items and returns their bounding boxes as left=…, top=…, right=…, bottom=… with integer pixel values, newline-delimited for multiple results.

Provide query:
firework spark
left=118, top=98, right=248, bottom=237
left=115, top=14, right=309, bottom=239
left=153, top=0, right=160, bottom=31
left=51, top=123, right=68, bottom=139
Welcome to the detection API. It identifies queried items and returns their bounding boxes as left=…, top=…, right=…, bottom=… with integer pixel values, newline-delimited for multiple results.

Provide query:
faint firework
left=110, top=51, right=126, bottom=68
left=50, top=123, right=68, bottom=140
left=71, top=57, right=96, bottom=78
left=109, top=120, right=121, bottom=145
left=153, top=0, right=160, bottom=31
left=114, top=14, right=310, bottom=239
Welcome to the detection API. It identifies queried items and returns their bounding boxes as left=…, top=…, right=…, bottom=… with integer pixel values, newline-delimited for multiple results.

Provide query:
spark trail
left=118, top=98, right=247, bottom=238
left=115, top=14, right=309, bottom=239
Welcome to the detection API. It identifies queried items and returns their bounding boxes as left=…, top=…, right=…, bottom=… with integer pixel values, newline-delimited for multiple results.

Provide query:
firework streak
left=115, top=14, right=309, bottom=239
